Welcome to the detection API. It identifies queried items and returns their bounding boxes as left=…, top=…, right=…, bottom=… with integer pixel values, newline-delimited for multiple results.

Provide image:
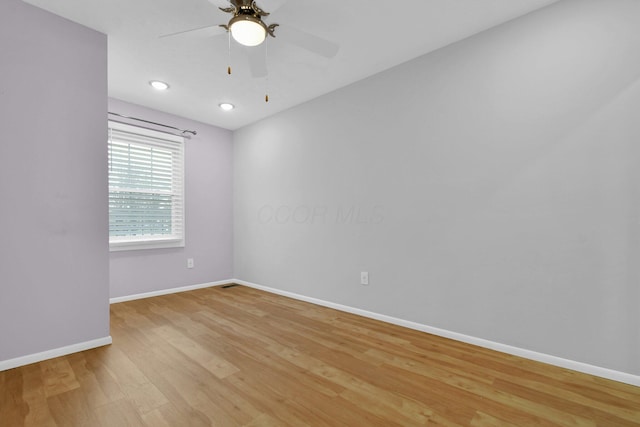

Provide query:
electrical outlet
left=187, top=258, right=194, bottom=269
left=360, top=271, right=369, bottom=285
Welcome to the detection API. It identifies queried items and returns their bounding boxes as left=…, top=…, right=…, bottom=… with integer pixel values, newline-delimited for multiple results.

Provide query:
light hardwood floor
left=1, top=285, right=639, bottom=426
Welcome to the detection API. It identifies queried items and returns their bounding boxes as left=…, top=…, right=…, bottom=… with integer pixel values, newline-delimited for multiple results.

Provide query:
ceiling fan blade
left=207, top=0, right=233, bottom=8
left=159, top=24, right=226, bottom=39
left=277, top=26, right=340, bottom=58
left=245, top=46, right=268, bottom=78
left=258, top=0, right=289, bottom=13
left=210, top=0, right=287, bottom=12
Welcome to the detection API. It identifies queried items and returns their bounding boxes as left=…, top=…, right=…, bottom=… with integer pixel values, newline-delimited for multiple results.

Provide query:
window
left=108, top=121, right=184, bottom=251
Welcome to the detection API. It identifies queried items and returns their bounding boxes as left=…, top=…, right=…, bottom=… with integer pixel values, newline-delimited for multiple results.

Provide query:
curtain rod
left=108, top=112, right=197, bottom=137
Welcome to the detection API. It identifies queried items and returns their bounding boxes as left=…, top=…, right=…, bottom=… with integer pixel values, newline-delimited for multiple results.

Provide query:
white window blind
left=108, top=121, right=185, bottom=251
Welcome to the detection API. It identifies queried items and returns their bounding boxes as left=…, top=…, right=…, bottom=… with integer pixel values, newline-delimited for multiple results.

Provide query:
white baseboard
left=233, top=279, right=640, bottom=387
left=0, top=336, right=112, bottom=372
left=110, top=280, right=233, bottom=304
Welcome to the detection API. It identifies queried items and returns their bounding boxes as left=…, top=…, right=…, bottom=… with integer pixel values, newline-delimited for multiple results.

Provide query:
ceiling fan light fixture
left=229, top=15, right=267, bottom=47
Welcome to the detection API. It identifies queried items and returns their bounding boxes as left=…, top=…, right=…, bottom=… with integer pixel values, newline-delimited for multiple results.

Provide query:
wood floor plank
left=45, top=388, right=102, bottom=426
left=2, top=284, right=640, bottom=426
left=94, top=398, right=146, bottom=427
left=40, top=358, right=80, bottom=398
left=1, top=368, right=29, bottom=426
left=139, top=403, right=178, bottom=427
left=153, top=324, right=240, bottom=379
left=470, top=411, right=519, bottom=427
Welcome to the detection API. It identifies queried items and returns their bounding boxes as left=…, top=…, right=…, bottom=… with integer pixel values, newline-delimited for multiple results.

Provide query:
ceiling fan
left=160, top=0, right=340, bottom=78
left=218, top=0, right=279, bottom=47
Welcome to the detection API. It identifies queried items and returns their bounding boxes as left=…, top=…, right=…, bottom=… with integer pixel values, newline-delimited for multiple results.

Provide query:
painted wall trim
left=0, top=336, right=112, bottom=372
left=233, top=279, right=640, bottom=387
left=109, top=280, right=233, bottom=304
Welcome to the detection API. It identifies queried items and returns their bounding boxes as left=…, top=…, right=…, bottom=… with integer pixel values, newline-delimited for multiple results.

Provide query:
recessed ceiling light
left=149, top=80, right=169, bottom=91
left=219, top=103, right=234, bottom=111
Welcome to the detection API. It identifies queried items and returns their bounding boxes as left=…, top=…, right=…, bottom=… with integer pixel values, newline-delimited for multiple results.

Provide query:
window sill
left=109, top=239, right=185, bottom=252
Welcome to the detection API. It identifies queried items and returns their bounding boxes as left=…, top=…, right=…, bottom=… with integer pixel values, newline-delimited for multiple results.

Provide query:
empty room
left=1, top=0, right=640, bottom=425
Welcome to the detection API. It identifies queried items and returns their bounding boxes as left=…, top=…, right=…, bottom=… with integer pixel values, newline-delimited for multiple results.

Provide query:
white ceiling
left=23, top=0, right=558, bottom=130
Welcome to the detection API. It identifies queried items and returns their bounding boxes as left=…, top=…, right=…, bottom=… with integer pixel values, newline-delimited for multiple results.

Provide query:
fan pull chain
left=226, top=0, right=232, bottom=75
left=265, top=37, right=269, bottom=102
left=227, top=29, right=232, bottom=75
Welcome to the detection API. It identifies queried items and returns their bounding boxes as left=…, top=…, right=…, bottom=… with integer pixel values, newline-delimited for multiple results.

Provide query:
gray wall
left=234, top=0, right=640, bottom=375
left=109, top=99, right=233, bottom=299
left=0, top=0, right=109, bottom=361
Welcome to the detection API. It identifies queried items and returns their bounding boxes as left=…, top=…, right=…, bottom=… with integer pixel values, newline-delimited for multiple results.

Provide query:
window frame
left=108, top=121, right=185, bottom=252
